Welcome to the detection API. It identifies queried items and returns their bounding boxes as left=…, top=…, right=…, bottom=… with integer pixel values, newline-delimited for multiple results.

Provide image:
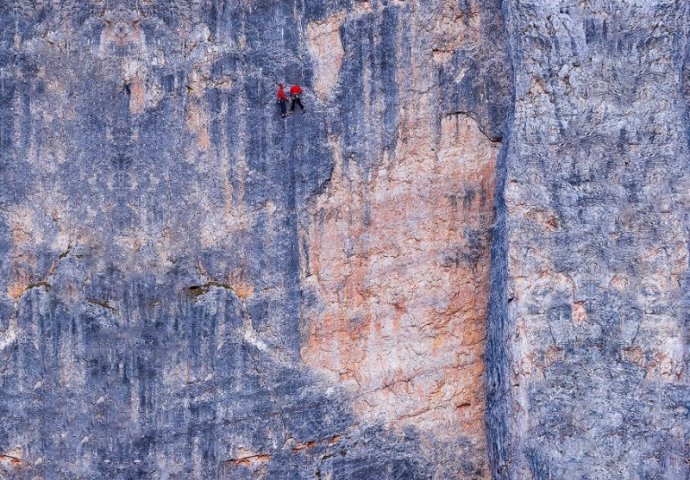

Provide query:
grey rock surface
left=0, top=0, right=687, bottom=479
left=489, top=1, right=690, bottom=479
left=0, top=0, right=508, bottom=478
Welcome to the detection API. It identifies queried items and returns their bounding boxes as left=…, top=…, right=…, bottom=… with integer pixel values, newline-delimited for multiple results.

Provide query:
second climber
left=289, top=84, right=305, bottom=114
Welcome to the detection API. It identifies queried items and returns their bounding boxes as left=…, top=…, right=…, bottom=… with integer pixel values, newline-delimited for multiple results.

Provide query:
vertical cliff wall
left=0, top=0, right=687, bottom=479
left=489, top=1, right=690, bottom=478
left=0, top=0, right=510, bottom=478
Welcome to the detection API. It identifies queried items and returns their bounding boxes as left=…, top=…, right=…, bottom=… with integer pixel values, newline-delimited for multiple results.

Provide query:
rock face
left=0, top=1, right=687, bottom=479
left=488, top=1, right=690, bottom=478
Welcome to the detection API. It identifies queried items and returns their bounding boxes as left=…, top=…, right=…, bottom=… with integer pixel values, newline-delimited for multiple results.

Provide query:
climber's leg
left=295, top=97, right=305, bottom=112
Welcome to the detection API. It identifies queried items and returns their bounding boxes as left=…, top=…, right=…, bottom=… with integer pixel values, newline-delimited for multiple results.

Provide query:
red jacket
left=277, top=85, right=288, bottom=101
left=290, top=85, right=303, bottom=95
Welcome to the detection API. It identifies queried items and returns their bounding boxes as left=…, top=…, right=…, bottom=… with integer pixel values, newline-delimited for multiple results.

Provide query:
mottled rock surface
left=488, top=1, right=690, bottom=479
left=0, top=0, right=509, bottom=478
left=0, top=0, right=687, bottom=479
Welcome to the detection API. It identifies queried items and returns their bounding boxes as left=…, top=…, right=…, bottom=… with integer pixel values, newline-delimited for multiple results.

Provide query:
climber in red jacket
left=289, top=84, right=305, bottom=113
left=277, top=83, right=288, bottom=118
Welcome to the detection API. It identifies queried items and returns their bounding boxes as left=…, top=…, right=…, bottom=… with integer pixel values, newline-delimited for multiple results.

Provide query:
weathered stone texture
left=1, top=0, right=688, bottom=479
left=299, top=2, right=509, bottom=476
left=0, top=0, right=510, bottom=479
left=488, top=1, right=690, bottom=478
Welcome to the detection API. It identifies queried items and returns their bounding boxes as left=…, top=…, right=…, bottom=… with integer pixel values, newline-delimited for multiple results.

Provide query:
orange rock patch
left=307, top=12, right=346, bottom=100
left=301, top=112, right=499, bottom=459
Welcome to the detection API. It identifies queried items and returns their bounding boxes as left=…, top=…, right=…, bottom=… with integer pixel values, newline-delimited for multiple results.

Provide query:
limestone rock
left=488, top=2, right=690, bottom=478
left=0, top=0, right=687, bottom=479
